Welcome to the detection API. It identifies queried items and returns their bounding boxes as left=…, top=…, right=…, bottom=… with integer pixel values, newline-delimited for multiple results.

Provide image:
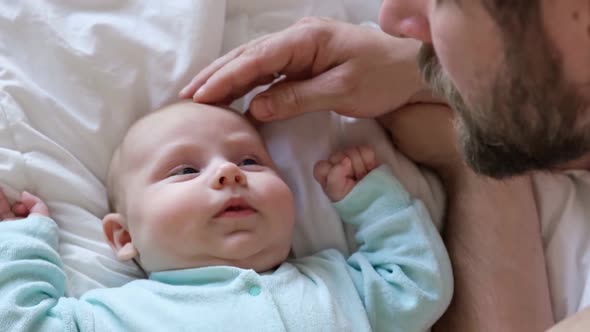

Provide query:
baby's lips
left=214, top=197, right=256, bottom=218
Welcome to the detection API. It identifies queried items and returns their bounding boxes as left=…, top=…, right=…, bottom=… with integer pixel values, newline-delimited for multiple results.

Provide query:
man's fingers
left=178, top=40, right=253, bottom=98
left=244, top=111, right=264, bottom=129
left=223, top=73, right=280, bottom=105
left=189, top=33, right=297, bottom=103
left=190, top=21, right=332, bottom=107
left=248, top=69, right=352, bottom=121
left=179, top=33, right=273, bottom=98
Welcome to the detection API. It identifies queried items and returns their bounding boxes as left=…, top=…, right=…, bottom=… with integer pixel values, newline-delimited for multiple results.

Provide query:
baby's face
left=111, top=103, right=295, bottom=272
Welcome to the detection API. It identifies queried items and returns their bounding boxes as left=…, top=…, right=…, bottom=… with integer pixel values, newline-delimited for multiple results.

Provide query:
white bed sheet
left=534, top=171, right=590, bottom=321
left=4, top=2, right=586, bottom=324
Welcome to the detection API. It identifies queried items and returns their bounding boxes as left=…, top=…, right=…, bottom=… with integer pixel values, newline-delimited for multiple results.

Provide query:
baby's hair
left=106, top=147, right=123, bottom=213
left=105, top=145, right=147, bottom=276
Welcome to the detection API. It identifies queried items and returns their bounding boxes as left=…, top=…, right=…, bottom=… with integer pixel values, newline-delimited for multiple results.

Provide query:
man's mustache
left=417, top=44, right=438, bottom=83
left=417, top=44, right=445, bottom=96
left=417, top=44, right=464, bottom=107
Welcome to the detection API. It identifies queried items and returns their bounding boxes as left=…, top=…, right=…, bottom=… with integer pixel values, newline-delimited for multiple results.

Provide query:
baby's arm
left=315, top=147, right=453, bottom=332
left=0, top=190, right=93, bottom=331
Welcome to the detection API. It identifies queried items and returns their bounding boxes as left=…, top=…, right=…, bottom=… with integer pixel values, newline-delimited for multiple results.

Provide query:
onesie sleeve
left=333, top=165, right=453, bottom=332
left=0, top=215, right=94, bottom=331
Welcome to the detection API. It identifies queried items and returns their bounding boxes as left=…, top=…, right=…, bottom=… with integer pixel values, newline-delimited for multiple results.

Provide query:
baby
left=0, top=102, right=452, bottom=331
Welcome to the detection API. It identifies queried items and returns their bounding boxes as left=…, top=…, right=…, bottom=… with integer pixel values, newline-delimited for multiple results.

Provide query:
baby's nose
left=211, top=163, right=248, bottom=189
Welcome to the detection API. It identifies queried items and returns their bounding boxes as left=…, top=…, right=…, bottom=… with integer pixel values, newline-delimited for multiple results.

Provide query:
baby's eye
left=171, top=166, right=200, bottom=177
left=238, top=158, right=259, bottom=167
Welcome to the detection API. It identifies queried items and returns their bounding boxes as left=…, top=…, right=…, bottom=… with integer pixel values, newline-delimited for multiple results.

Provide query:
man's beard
left=417, top=43, right=590, bottom=179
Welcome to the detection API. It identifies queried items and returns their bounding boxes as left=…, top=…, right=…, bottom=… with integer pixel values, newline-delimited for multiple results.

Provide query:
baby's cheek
left=260, top=176, right=295, bottom=225
left=134, top=197, right=187, bottom=243
left=147, top=189, right=196, bottom=220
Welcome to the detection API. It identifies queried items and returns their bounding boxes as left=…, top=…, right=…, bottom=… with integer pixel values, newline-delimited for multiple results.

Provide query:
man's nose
left=379, top=0, right=432, bottom=43
left=210, top=163, right=248, bottom=189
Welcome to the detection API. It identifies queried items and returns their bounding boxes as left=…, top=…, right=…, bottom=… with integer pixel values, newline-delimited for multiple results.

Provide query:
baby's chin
left=141, top=243, right=293, bottom=274
left=227, top=243, right=293, bottom=273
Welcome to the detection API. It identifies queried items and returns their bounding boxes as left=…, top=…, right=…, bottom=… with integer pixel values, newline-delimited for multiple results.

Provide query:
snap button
left=248, top=285, right=261, bottom=296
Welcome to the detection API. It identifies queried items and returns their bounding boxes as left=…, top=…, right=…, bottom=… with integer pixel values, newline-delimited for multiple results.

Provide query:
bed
left=0, top=0, right=587, bottom=323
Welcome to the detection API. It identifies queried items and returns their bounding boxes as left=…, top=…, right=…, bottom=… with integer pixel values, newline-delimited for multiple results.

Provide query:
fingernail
left=251, top=95, right=274, bottom=120
left=178, top=86, right=188, bottom=97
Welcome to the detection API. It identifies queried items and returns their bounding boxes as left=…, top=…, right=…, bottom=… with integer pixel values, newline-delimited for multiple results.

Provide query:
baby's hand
left=0, top=189, right=49, bottom=221
left=314, top=146, right=378, bottom=202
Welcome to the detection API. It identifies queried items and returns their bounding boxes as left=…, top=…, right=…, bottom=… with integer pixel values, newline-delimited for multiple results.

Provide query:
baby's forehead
left=118, top=103, right=263, bottom=166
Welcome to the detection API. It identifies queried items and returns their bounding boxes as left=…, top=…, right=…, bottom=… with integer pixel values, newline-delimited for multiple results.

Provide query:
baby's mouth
left=215, top=198, right=257, bottom=218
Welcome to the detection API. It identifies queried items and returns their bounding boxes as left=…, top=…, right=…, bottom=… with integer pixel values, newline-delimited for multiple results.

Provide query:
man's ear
left=102, top=213, right=138, bottom=261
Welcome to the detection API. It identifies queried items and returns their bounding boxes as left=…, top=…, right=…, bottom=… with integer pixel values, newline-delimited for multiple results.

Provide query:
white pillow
left=0, top=0, right=444, bottom=298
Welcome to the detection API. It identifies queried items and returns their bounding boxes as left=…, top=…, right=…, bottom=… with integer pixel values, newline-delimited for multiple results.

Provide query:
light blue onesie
left=0, top=165, right=452, bottom=332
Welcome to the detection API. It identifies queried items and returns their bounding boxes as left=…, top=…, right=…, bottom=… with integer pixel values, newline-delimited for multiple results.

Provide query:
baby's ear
left=102, top=213, right=138, bottom=261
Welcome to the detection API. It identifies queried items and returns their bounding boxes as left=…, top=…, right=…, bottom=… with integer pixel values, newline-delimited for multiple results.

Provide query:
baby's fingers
left=343, top=147, right=368, bottom=180
left=20, top=191, right=49, bottom=217
left=326, top=158, right=352, bottom=189
left=358, top=146, right=377, bottom=172
left=12, top=203, right=28, bottom=218
left=0, top=189, right=15, bottom=220
left=313, top=160, right=332, bottom=188
left=324, top=157, right=355, bottom=201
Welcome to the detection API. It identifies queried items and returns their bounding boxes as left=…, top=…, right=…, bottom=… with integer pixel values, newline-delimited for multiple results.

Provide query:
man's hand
left=179, top=17, right=425, bottom=122
left=0, top=189, right=49, bottom=221
left=314, top=146, right=377, bottom=202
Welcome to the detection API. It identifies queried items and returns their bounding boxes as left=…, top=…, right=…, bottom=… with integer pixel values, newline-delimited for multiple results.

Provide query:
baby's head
left=103, top=102, right=295, bottom=273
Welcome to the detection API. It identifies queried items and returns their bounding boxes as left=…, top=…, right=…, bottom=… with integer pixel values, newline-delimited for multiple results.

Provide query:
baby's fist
left=0, top=189, right=49, bottom=221
left=314, top=146, right=377, bottom=202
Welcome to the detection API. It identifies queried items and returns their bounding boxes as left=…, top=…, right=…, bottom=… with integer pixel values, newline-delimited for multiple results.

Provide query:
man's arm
left=435, top=170, right=553, bottom=331
left=380, top=103, right=554, bottom=331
